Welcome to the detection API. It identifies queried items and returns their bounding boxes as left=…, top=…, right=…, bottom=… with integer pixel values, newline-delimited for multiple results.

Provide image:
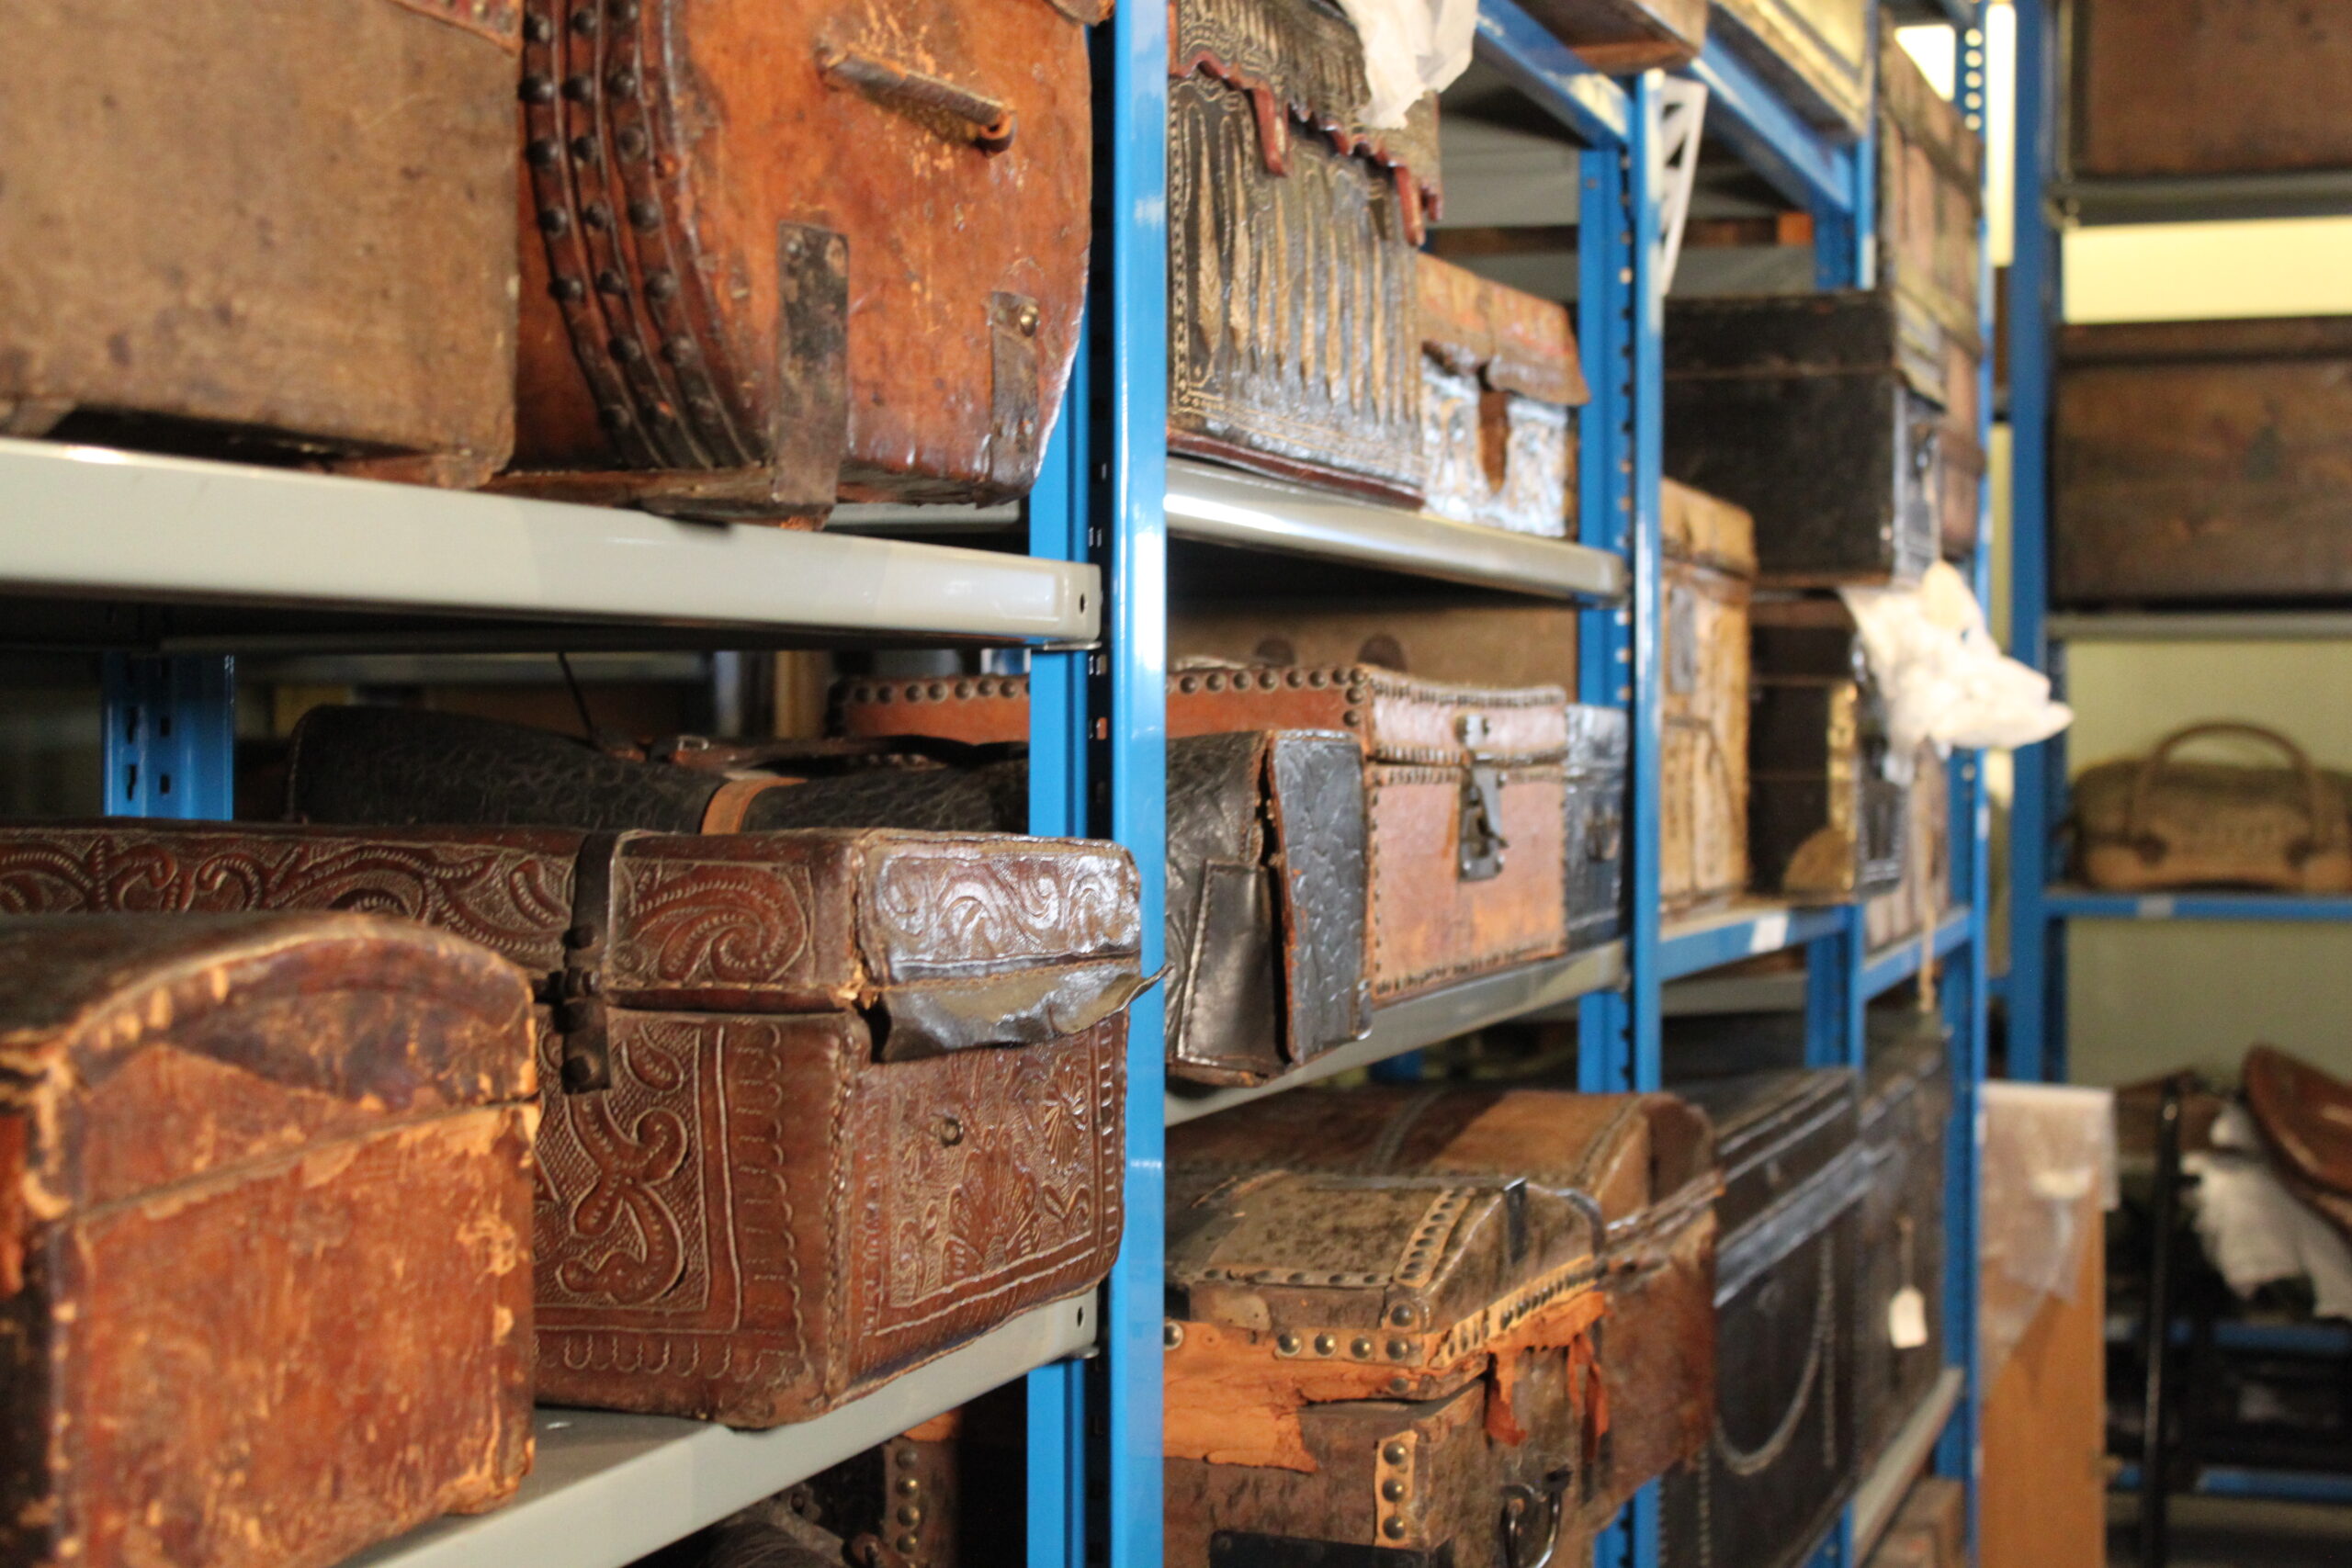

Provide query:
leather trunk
left=1661, top=479, right=1754, bottom=911
left=1749, top=598, right=1906, bottom=900
left=2070, top=0, right=2352, bottom=179
left=1660, top=1068, right=1868, bottom=1568
left=1169, top=0, right=1441, bottom=506
left=1665, top=291, right=1945, bottom=589
left=1863, top=746, right=1950, bottom=950
left=2054, top=317, right=2352, bottom=606
left=1564, top=705, right=1629, bottom=953
left=785, top=1388, right=1027, bottom=1568
left=1171, top=602, right=1577, bottom=703
left=838, top=668, right=1575, bottom=1001
left=2067, top=722, right=2352, bottom=894
left=1855, top=1019, right=1950, bottom=1470
left=1512, top=0, right=1708, bottom=72
left=283, top=704, right=1366, bottom=1088
left=0, top=913, right=537, bottom=1568
left=1708, top=0, right=1872, bottom=138
left=1162, top=1139, right=1614, bottom=1568
left=1168, top=1087, right=1721, bottom=1535
left=0, top=820, right=1138, bottom=1427
left=0, top=0, right=519, bottom=481
left=501, top=0, right=1091, bottom=521
left=1419, top=254, right=1589, bottom=538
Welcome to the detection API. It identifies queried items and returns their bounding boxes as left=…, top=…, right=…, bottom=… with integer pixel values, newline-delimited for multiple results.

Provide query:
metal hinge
left=1457, top=715, right=1509, bottom=882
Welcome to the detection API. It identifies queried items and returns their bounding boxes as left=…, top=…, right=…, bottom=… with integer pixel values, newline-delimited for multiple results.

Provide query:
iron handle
left=818, top=48, right=1015, bottom=151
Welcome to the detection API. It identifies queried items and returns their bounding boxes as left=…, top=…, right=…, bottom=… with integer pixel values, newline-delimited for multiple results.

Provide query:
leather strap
left=699, top=776, right=797, bottom=835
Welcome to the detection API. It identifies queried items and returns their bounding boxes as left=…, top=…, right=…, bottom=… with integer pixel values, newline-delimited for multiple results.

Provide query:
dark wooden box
left=2070, top=0, right=2352, bottom=179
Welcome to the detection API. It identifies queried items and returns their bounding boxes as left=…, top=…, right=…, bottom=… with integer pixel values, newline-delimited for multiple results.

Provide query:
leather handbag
left=0, top=913, right=537, bottom=1568
left=2071, top=722, right=2352, bottom=893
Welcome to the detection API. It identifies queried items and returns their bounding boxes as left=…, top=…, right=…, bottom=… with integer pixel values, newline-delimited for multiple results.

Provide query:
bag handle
left=2124, top=722, right=2330, bottom=866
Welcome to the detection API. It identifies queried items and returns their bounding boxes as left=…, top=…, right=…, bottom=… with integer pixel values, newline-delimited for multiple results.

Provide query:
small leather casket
left=1747, top=597, right=1906, bottom=901
left=1169, top=1085, right=1721, bottom=1540
left=0, top=820, right=1139, bottom=1427
left=839, top=667, right=1578, bottom=1002
left=1659, top=479, right=1754, bottom=911
left=503, top=0, right=1093, bottom=520
left=0, top=913, right=537, bottom=1568
left=0, top=0, right=520, bottom=481
left=1660, top=1067, right=1868, bottom=1568
left=1419, top=254, right=1591, bottom=538
left=1855, top=1015, right=1951, bottom=1469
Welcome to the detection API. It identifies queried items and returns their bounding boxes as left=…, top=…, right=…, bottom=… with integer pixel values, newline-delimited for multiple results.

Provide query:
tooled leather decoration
left=520, top=0, right=763, bottom=468
left=868, top=848, right=1142, bottom=974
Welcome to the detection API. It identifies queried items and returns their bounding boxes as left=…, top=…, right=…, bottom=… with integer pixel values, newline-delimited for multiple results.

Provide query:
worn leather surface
left=1418, top=254, right=1584, bottom=538
left=1856, top=1025, right=1950, bottom=1469
left=504, top=0, right=1091, bottom=514
left=1665, top=292, right=1941, bottom=588
left=2245, top=1046, right=2352, bottom=1205
left=1659, top=548, right=1749, bottom=912
left=2073, top=0, right=2352, bottom=179
left=0, top=913, right=536, bottom=1568
left=1878, top=36, right=1984, bottom=353
left=0, top=823, right=1134, bottom=1428
left=1660, top=1066, right=1865, bottom=1568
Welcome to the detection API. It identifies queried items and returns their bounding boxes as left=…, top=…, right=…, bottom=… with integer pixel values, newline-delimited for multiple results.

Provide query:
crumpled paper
left=1338, top=0, right=1478, bottom=128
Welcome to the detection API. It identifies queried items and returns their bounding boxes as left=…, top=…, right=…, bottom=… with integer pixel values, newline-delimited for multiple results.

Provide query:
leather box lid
left=0, top=912, right=534, bottom=1213
left=1660, top=479, right=1758, bottom=579
left=1675, top=1066, right=1860, bottom=1240
left=1418, top=252, right=1590, bottom=408
left=1166, top=1165, right=1602, bottom=1375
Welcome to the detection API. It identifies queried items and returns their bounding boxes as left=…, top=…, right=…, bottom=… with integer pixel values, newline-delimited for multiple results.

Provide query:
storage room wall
left=2055, top=215, right=2352, bottom=1089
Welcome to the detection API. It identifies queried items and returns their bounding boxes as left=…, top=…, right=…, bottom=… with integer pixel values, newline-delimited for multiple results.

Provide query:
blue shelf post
left=101, top=655, right=234, bottom=821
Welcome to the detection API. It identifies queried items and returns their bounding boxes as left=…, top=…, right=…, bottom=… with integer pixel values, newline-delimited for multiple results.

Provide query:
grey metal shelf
left=2046, top=609, right=2352, bottom=643
left=1164, top=942, right=1627, bottom=1125
left=1659, top=908, right=1975, bottom=1014
left=2053, top=169, right=2352, bottom=227
left=1164, top=457, right=1628, bottom=602
left=345, top=1298, right=1092, bottom=1568
left=1851, top=1367, right=1966, bottom=1558
left=0, top=438, right=1099, bottom=646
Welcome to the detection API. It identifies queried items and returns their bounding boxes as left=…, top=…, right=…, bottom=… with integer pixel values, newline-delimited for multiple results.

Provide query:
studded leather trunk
left=1747, top=598, right=1905, bottom=901
left=1660, top=1068, right=1867, bottom=1568
left=1665, top=292, right=1944, bottom=589
left=0, top=0, right=520, bottom=480
left=1169, top=1087, right=1721, bottom=1540
left=1855, top=1020, right=1950, bottom=1471
left=1168, top=0, right=1440, bottom=506
left=1162, top=1122, right=1614, bottom=1568
left=282, top=704, right=1366, bottom=1089
left=1419, top=254, right=1589, bottom=539
left=0, top=820, right=1138, bottom=1428
left=0, top=913, right=537, bottom=1568
left=501, top=0, right=1092, bottom=521
left=838, top=668, right=1574, bottom=1002
left=1660, top=480, right=1754, bottom=912
left=1706, top=0, right=1872, bottom=138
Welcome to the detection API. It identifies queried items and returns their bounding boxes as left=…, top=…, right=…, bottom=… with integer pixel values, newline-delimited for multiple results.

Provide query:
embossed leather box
left=282, top=704, right=1364, bottom=1090
left=1168, top=1086, right=1721, bottom=1540
left=0, top=821, right=1139, bottom=1427
left=0, top=0, right=519, bottom=481
left=1660, top=479, right=1754, bottom=912
left=1855, top=1016, right=1950, bottom=1471
left=1748, top=597, right=1905, bottom=900
left=501, top=0, right=1092, bottom=520
left=0, top=913, right=537, bottom=1568
left=1419, top=254, right=1589, bottom=538
left=1169, top=0, right=1441, bottom=506
left=1661, top=1068, right=1868, bottom=1568
left=838, top=668, right=1574, bottom=1003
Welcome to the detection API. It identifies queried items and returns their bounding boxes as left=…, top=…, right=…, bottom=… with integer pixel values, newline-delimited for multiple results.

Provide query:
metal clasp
left=1499, top=1471, right=1573, bottom=1568
left=1457, top=715, right=1508, bottom=882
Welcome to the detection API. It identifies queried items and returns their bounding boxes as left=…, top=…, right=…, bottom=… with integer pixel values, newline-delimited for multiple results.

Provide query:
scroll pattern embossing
left=0, top=829, right=571, bottom=968
left=609, top=856, right=816, bottom=993
left=867, top=849, right=1139, bottom=971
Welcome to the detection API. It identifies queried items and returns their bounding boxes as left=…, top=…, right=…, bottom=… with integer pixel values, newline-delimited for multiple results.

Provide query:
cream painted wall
left=2052, top=219, right=2352, bottom=1088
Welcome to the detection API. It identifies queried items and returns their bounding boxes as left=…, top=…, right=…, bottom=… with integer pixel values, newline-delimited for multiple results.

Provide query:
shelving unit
left=14, top=3, right=1994, bottom=1566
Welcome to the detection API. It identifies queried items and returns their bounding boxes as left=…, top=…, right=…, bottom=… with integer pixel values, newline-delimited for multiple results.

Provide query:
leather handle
left=2124, top=721, right=2329, bottom=863
left=818, top=48, right=1015, bottom=151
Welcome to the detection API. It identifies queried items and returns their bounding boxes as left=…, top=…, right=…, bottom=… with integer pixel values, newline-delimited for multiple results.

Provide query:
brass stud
left=608, top=0, right=638, bottom=20
left=571, top=134, right=600, bottom=164
left=1384, top=1444, right=1408, bottom=1465
left=597, top=404, right=632, bottom=431
left=1383, top=1519, right=1407, bottom=1540
left=896, top=1536, right=920, bottom=1554
left=1313, top=1334, right=1337, bottom=1356
left=609, top=68, right=640, bottom=96
left=688, top=396, right=721, bottom=423
left=661, top=337, right=697, bottom=366
left=570, top=5, right=597, bottom=30
left=526, top=138, right=562, bottom=168
left=550, top=276, right=586, bottom=302
left=1308, top=671, right=1329, bottom=687
left=646, top=269, right=679, bottom=301
left=936, top=1114, right=963, bottom=1146
left=1016, top=302, right=1041, bottom=337
left=596, top=269, right=628, bottom=296
left=928, top=682, right=948, bottom=700
left=617, top=126, right=650, bottom=158
left=897, top=1477, right=920, bottom=1495
left=582, top=201, right=612, bottom=230
left=898, top=1448, right=921, bottom=1469
left=898, top=1506, right=922, bottom=1527
left=537, top=207, right=571, bottom=235
left=611, top=336, right=644, bottom=363
left=562, top=73, right=596, bottom=102
left=1276, top=1333, right=1302, bottom=1356
left=1351, top=1337, right=1374, bottom=1359
left=525, top=14, right=555, bottom=43
left=1387, top=1339, right=1412, bottom=1359
left=522, top=73, right=558, bottom=103
left=1382, top=1480, right=1406, bottom=1502
left=1164, top=1321, right=1184, bottom=1349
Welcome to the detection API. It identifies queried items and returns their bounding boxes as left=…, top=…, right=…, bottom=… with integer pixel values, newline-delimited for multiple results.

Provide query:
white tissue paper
left=1337, top=0, right=1478, bottom=128
left=1840, top=561, right=2074, bottom=784
left=2187, top=1103, right=2352, bottom=1321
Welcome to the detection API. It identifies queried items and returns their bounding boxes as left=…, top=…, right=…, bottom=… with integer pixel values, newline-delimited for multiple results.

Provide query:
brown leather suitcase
left=1665, top=291, right=1945, bottom=588
left=1169, top=0, right=1441, bottom=506
left=1167, top=1086, right=1721, bottom=1539
left=1661, top=480, right=1754, bottom=911
left=2071, top=0, right=2352, bottom=178
left=1171, top=603, right=1578, bottom=699
left=2054, top=317, right=2352, bottom=606
left=1514, top=0, right=1708, bottom=71
left=1863, top=746, right=1949, bottom=949
left=502, top=0, right=1092, bottom=521
left=1749, top=598, right=1905, bottom=900
left=0, top=820, right=1139, bottom=1427
left=1419, top=254, right=1590, bottom=538
left=1660, top=1068, right=1868, bottom=1568
left=1855, top=1018, right=1950, bottom=1469
left=0, top=912, right=537, bottom=1568
left=840, top=668, right=1576, bottom=1001
left=0, top=0, right=520, bottom=481
left=1708, top=0, right=1872, bottom=138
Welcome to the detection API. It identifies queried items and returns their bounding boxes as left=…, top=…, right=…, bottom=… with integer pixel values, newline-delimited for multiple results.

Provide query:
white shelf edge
left=0, top=438, right=1098, bottom=644
left=1165, top=457, right=1628, bottom=603
left=1165, top=942, right=1627, bottom=1125
left=1850, top=1366, right=1966, bottom=1558
left=346, top=1297, right=1091, bottom=1568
